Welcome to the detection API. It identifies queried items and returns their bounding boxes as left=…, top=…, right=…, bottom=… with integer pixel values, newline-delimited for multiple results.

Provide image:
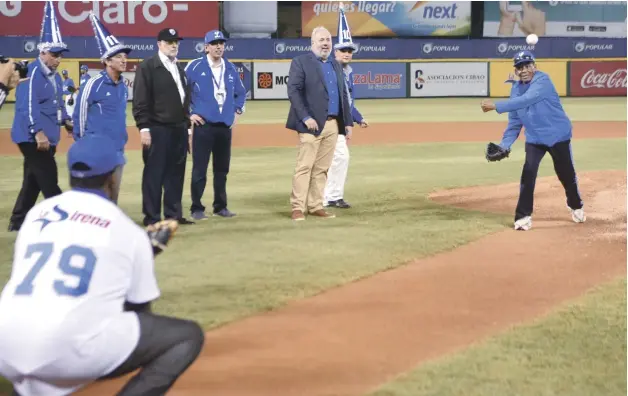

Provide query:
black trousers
left=515, top=140, right=584, bottom=221
left=10, top=143, right=62, bottom=226
left=142, top=124, right=188, bottom=226
left=98, top=312, right=204, bottom=395
left=190, top=123, right=232, bottom=214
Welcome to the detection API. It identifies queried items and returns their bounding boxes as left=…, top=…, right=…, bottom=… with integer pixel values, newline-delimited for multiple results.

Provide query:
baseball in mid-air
left=526, top=34, right=539, bottom=45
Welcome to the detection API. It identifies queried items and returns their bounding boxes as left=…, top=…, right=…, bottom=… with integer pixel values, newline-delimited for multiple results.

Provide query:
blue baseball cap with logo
left=513, top=50, right=535, bottom=66
left=67, top=135, right=125, bottom=178
left=205, top=30, right=227, bottom=44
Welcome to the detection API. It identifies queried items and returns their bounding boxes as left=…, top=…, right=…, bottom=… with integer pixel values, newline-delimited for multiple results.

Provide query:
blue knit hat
left=89, top=12, right=131, bottom=61
left=37, top=1, right=68, bottom=53
left=334, top=3, right=358, bottom=52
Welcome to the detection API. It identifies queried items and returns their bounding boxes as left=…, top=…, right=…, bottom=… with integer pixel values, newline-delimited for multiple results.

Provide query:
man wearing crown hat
left=184, top=29, right=247, bottom=220
left=324, top=5, right=369, bottom=210
left=7, top=1, right=73, bottom=232
left=480, top=50, right=585, bottom=231
left=72, top=12, right=132, bottom=204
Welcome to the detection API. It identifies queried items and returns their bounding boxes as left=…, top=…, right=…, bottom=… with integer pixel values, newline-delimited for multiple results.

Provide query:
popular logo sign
left=0, top=1, right=218, bottom=38
left=570, top=61, right=627, bottom=96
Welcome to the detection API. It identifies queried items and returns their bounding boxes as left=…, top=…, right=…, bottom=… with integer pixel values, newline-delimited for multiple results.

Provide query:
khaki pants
left=290, top=119, right=339, bottom=213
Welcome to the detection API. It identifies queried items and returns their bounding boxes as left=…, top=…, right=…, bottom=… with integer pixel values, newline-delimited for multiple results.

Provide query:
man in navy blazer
left=286, top=26, right=353, bottom=221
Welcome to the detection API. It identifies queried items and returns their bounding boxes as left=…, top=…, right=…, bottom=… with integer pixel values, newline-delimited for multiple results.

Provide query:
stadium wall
left=4, top=37, right=626, bottom=102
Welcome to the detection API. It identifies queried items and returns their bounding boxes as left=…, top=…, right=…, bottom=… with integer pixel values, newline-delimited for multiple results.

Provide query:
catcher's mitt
left=485, top=142, right=511, bottom=162
left=146, top=219, right=179, bottom=256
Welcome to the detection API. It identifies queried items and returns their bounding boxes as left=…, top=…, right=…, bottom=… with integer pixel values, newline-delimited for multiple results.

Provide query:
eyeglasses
left=338, top=48, right=354, bottom=53
left=515, top=62, right=534, bottom=70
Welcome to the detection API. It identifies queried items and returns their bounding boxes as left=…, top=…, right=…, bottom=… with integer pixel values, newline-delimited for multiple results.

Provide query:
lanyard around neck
left=211, top=61, right=224, bottom=91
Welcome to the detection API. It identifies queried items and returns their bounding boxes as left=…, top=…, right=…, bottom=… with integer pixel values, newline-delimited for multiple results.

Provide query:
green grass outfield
left=0, top=97, right=627, bottom=128
left=0, top=97, right=625, bottom=395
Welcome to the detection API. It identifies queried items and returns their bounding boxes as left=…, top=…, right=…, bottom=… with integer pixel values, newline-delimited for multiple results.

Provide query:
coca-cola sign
left=570, top=61, right=628, bottom=97
left=0, top=1, right=218, bottom=38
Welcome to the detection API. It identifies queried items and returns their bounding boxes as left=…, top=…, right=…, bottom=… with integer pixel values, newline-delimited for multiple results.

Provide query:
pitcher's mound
left=430, top=170, right=626, bottom=240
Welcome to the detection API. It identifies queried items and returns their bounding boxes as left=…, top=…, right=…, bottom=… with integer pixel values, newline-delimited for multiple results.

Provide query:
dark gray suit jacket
left=285, top=53, right=353, bottom=135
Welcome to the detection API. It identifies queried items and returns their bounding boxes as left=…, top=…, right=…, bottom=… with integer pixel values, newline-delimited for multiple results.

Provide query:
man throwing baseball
left=481, top=50, right=585, bottom=231
left=0, top=135, right=204, bottom=395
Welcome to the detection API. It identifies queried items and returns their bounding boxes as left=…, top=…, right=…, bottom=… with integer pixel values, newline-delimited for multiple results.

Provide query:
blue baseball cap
left=61, top=69, right=68, bottom=75
left=67, top=135, right=124, bottom=178
left=513, top=50, right=535, bottom=66
left=204, top=30, right=227, bottom=44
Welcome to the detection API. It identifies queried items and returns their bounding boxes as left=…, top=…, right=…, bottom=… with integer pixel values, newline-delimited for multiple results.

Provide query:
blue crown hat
left=68, top=135, right=125, bottom=179
left=334, top=3, right=358, bottom=52
left=89, top=12, right=131, bottom=61
left=514, top=50, right=535, bottom=66
left=205, top=30, right=227, bottom=44
left=37, top=1, right=68, bottom=53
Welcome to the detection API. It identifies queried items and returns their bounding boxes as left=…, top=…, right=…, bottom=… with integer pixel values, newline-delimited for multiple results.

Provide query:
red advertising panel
left=0, top=1, right=218, bottom=38
left=570, top=61, right=627, bottom=97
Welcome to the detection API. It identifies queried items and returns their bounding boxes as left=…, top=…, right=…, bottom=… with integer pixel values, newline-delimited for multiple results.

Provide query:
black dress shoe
left=331, top=199, right=351, bottom=209
left=7, top=222, right=21, bottom=232
left=175, top=217, right=195, bottom=225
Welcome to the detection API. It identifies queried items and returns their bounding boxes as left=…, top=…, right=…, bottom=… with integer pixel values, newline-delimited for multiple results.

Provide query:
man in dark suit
left=133, top=28, right=194, bottom=226
left=286, top=26, right=353, bottom=221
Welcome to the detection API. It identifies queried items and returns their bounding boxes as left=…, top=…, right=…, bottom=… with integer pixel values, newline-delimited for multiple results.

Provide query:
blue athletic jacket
left=496, top=71, right=572, bottom=149
left=62, top=78, right=75, bottom=96
left=343, top=66, right=363, bottom=123
left=11, top=58, right=70, bottom=146
left=72, top=70, right=128, bottom=155
left=184, top=56, right=246, bottom=127
left=79, top=73, right=91, bottom=88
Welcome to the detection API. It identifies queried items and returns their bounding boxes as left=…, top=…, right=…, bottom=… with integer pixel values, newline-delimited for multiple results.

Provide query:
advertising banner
left=483, top=1, right=627, bottom=38
left=1, top=36, right=626, bottom=61
left=301, top=1, right=471, bottom=37
left=410, top=62, right=488, bottom=97
left=550, top=38, right=628, bottom=58
left=0, top=1, right=218, bottom=38
left=350, top=63, right=406, bottom=98
left=569, top=61, right=627, bottom=96
left=253, top=62, right=291, bottom=99
left=489, top=61, right=568, bottom=97
left=232, top=62, right=253, bottom=100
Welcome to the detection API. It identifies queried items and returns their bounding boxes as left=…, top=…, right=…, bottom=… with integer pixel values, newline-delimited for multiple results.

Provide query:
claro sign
left=570, top=61, right=627, bottom=97
left=0, top=1, right=218, bottom=38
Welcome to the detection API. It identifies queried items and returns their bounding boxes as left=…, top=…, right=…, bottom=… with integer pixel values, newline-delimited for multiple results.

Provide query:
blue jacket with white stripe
left=496, top=71, right=572, bottom=149
left=11, top=58, right=70, bottom=145
left=343, top=66, right=363, bottom=123
left=184, top=56, right=246, bottom=127
left=72, top=70, right=128, bottom=154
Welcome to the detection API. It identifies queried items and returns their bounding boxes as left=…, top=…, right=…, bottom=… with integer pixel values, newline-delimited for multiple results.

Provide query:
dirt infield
left=0, top=120, right=625, bottom=155
left=72, top=119, right=626, bottom=395
left=76, top=170, right=627, bottom=396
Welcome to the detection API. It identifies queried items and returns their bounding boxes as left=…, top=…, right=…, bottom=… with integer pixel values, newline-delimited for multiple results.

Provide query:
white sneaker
left=569, top=207, right=586, bottom=223
left=514, top=216, right=532, bottom=231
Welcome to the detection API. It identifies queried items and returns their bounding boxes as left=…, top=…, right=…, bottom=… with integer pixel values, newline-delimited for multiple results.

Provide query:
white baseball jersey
left=0, top=189, right=160, bottom=395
